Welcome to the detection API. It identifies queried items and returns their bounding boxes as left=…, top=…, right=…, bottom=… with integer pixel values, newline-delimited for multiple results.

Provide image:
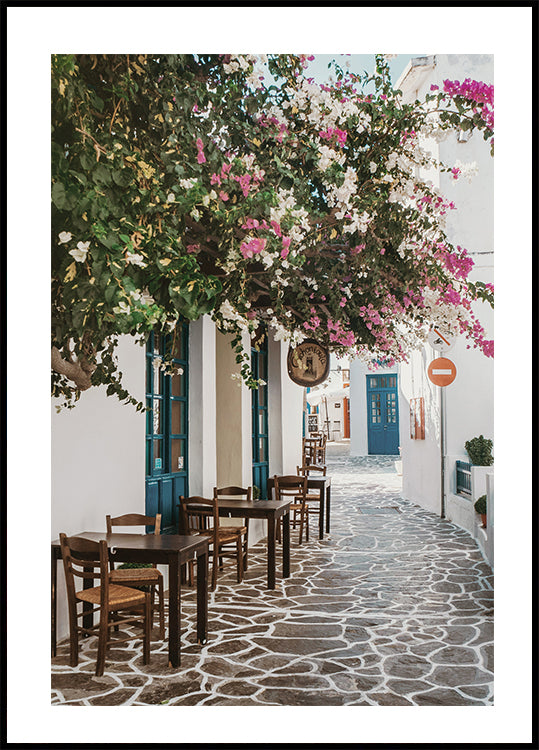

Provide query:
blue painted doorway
left=251, top=332, right=269, bottom=500
left=145, top=324, right=189, bottom=533
left=366, top=373, right=400, bottom=455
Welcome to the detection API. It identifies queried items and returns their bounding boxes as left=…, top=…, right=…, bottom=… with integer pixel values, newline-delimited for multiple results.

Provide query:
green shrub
left=465, top=435, right=494, bottom=465
left=252, top=485, right=261, bottom=500
left=474, top=494, right=487, bottom=514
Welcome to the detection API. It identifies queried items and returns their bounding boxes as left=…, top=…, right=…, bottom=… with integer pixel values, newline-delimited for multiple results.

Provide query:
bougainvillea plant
left=52, top=53, right=494, bottom=409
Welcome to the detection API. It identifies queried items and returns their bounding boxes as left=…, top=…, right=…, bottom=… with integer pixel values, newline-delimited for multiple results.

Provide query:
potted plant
left=465, top=435, right=494, bottom=466
left=474, top=494, right=487, bottom=528
left=252, top=485, right=261, bottom=500
left=465, top=435, right=494, bottom=504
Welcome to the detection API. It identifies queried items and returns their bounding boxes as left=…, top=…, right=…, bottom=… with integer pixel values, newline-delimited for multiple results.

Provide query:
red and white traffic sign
left=427, top=357, right=457, bottom=386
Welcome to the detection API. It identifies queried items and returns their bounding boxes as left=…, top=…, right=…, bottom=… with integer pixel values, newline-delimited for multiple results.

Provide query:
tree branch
left=51, top=346, right=96, bottom=391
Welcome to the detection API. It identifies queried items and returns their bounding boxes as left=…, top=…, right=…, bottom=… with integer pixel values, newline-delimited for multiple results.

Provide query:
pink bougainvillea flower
left=219, top=191, right=229, bottom=202
left=281, top=236, right=291, bottom=259
left=240, top=237, right=267, bottom=259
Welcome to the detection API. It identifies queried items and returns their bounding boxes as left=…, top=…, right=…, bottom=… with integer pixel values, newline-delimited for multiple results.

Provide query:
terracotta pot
left=481, top=513, right=487, bottom=528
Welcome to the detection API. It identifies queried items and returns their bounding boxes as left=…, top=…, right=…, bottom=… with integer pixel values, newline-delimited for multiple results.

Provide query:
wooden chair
left=213, top=486, right=251, bottom=571
left=178, top=495, right=248, bottom=590
left=59, top=533, right=151, bottom=676
left=302, top=434, right=326, bottom=465
left=274, top=474, right=309, bottom=544
left=297, top=463, right=327, bottom=528
left=105, top=513, right=165, bottom=639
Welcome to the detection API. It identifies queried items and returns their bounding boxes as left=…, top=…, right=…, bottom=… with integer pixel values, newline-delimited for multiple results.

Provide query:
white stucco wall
left=188, top=315, right=217, bottom=497
left=397, top=55, right=494, bottom=526
left=51, top=335, right=146, bottom=641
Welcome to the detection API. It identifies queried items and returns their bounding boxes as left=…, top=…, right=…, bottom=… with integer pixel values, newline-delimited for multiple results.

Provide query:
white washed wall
left=51, top=335, right=146, bottom=641
left=398, top=55, right=494, bottom=524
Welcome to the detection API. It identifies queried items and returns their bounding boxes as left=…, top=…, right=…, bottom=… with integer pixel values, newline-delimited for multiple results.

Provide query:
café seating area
left=52, top=449, right=495, bottom=708
left=53, top=434, right=332, bottom=677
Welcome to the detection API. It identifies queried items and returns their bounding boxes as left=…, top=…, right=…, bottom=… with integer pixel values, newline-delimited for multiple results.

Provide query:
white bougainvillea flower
left=58, top=231, right=72, bottom=244
left=167, top=193, right=175, bottom=203
left=69, top=241, right=90, bottom=262
left=112, top=301, right=131, bottom=315
left=125, top=251, right=147, bottom=267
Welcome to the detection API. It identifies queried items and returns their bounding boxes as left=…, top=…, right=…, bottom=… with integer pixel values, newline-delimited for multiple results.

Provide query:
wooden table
left=267, top=476, right=331, bottom=540
left=51, top=532, right=209, bottom=669
left=179, top=498, right=291, bottom=590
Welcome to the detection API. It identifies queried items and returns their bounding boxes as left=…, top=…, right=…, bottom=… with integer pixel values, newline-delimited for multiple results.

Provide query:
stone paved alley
left=51, top=442, right=494, bottom=706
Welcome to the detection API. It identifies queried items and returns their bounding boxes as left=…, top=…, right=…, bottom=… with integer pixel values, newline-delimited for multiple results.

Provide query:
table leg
left=282, top=511, right=290, bottom=579
left=51, top=549, right=57, bottom=657
left=267, top=515, right=276, bottom=589
left=326, top=485, right=331, bottom=534
left=318, top=486, right=325, bottom=540
left=168, top=555, right=181, bottom=668
left=196, top=548, right=208, bottom=644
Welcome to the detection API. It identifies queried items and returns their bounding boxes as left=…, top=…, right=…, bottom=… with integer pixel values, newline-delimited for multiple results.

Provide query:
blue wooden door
left=251, top=333, right=269, bottom=500
left=145, top=324, right=189, bottom=533
left=367, top=374, right=400, bottom=455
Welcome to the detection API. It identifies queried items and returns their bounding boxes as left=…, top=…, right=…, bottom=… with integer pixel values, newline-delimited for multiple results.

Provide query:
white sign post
left=426, top=329, right=458, bottom=519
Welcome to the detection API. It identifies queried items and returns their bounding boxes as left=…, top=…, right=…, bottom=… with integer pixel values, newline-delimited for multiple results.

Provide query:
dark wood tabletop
left=181, top=498, right=291, bottom=589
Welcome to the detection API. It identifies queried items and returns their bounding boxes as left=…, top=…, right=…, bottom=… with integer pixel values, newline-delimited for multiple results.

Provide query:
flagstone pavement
left=51, top=442, right=494, bottom=706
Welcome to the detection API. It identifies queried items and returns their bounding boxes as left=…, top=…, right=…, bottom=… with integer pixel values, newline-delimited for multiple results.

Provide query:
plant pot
left=480, top=513, right=487, bottom=528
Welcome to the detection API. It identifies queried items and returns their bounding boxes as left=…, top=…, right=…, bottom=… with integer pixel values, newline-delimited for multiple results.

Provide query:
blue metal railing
left=456, top=460, right=472, bottom=497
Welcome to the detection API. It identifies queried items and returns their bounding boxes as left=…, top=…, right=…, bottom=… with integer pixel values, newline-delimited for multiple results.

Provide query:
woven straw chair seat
left=290, top=502, right=309, bottom=512
left=109, top=567, right=162, bottom=583
left=199, top=526, right=247, bottom=544
left=76, top=583, right=147, bottom=607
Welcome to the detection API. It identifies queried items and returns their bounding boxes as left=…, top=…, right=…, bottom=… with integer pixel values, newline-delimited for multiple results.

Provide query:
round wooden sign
left=287, top=340, right=330, bottom=387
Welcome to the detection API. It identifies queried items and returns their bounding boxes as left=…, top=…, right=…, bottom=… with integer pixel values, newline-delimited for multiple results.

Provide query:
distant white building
left=350, top=55, right=494, bottom=562
left=305, top=356, right=350, bottom=441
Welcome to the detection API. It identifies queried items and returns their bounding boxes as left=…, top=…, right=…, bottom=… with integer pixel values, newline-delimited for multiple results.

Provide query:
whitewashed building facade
left=52, top=320, right=303, bottom=640
left=350, top=55, right=494, bottom=563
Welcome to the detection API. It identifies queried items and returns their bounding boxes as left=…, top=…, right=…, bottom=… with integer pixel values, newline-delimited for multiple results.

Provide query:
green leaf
left=52, top=182, right=67, bottom=210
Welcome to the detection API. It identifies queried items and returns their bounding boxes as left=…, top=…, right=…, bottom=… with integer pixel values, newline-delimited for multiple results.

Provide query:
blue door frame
left=366, top=373, right=400, bottom=455
left=145, top=324, right=189, bottom=533
left=251, top=334, right=269, bottom=500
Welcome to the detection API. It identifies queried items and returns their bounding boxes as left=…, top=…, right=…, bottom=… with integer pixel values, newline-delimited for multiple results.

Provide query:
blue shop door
left=367, top=374, right=400, bottom=455
left=251, top=332, right=269, bottom=500
left=145, top=324, right=189, bottom=533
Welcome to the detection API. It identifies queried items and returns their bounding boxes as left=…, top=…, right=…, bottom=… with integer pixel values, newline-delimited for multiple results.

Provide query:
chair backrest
left=59, top=533, right=109, bottom=608
left=274, top=474, right=308, bottom=501
left=178, top=496, right=218, bottom=536
left=106, top=513, right=161, bottom=535
left=297, top=464, right=327, bottom=476
left=302, top=435, right=326, bottom=465
left=213, top=486, right=252, bottom=501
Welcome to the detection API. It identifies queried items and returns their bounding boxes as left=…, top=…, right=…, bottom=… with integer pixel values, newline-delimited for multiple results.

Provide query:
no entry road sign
left=427, top=357, right=457, bottom=387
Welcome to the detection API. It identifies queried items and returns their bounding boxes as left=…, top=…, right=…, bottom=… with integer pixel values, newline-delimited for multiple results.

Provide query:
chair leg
left=68, top=612, right=79, bottom=667
left=143, top=594, right=151, bottom=665
left=95, top=612, right=109, bottom=677
left=236, top=536, right=243, bottom=583
left=243, top=519, right=249, bottom=570
left=211, top=549, right=218, bottom=591
left=157, top=580, right=165, bottom=640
